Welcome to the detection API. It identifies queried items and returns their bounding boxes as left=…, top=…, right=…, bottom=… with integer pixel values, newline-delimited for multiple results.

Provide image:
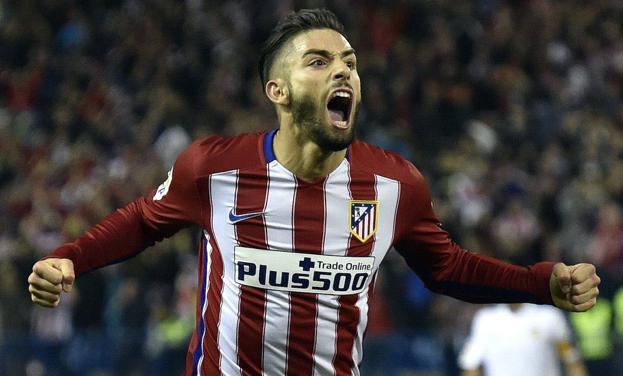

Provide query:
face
left=278, top=29, right=361, bottom=151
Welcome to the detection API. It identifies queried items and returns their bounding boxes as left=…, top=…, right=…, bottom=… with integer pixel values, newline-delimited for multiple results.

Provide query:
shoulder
left=529, top=305, right=566, bottom=321
left=469, top=305, right=501, bottom=333
left=475, top=305, right=504, bottom=319
left=349, top=139, right=425, bottom=187
left=183, top=131, right=267, bottom=175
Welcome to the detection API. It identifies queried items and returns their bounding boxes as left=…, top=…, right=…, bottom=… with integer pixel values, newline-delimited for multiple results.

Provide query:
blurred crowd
left=1, top=0, right=623, bottom=375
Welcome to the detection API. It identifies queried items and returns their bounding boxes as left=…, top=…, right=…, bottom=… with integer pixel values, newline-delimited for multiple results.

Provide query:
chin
left=312, top=125, right=354, bottom=152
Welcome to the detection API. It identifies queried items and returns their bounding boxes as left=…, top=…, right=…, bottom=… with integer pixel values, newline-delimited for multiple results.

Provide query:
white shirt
left=459, top=304, right=571, bottom=376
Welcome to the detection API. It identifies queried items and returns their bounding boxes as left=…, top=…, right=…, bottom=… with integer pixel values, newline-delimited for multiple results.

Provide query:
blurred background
left=1, top=0, right=623, bottom=375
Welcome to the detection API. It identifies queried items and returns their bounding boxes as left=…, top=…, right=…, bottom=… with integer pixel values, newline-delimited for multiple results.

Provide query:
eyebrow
left=301, top=48, right=356, bottom=59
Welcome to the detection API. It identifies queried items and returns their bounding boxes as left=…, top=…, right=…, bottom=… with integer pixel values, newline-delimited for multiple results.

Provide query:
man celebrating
left=28, top=9, right=600, bottom=376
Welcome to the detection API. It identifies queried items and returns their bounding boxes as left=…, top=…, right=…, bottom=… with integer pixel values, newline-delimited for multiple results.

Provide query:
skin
left=266, top=28, right=361, bottom=182
left=28, top=29, right=599, bottom=313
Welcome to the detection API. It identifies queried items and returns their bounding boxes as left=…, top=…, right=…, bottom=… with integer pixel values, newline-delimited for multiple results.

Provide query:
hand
left=28, top=258, right=75, bottom=308
left=550, top=263, right=600, bottom=312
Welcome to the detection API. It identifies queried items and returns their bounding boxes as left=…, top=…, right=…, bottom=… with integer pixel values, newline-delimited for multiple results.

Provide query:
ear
left=265, top=79, right=290, bottom=106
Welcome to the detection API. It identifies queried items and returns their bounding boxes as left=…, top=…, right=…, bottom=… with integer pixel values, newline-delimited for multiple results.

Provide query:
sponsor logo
left=228, top=209, right=264, bottom=224
left=234, top=246, right=375, bottom=295
left=349, top=200, right=379, bottom=243
left=153, top=168, right=173, bottom=201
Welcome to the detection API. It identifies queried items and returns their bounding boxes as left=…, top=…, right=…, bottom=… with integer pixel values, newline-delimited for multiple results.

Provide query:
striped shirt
left=49, top=129, right=555, bottom=375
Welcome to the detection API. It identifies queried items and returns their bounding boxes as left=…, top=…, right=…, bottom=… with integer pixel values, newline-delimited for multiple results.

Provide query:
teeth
left=333, top=91, right=351, bottom=98
left=333, top=120, right=348, bottom=128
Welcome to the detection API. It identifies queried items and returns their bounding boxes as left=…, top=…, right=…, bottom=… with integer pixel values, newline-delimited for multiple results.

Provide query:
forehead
left=288, top=29, right=353, bottom=57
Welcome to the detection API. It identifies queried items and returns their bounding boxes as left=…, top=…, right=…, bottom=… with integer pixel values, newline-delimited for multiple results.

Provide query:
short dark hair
left=258, top=8, right=345, bottom=87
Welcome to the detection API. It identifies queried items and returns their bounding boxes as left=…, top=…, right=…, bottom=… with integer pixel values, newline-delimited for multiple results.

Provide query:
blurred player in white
left=459, top=303, right=587, bottom=376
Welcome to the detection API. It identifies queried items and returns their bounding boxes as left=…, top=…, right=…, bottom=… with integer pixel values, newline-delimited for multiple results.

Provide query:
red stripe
left=286, top=180, right=326, bottom=375
left=184, top=237, right=206, bottom=375
left=197, top=175, right=225, bottom=375
left=235, top=167, right=269, bottom=375
left=334, top=172, right=376, bottom=375
left=200, top=236, right=225, bottom=375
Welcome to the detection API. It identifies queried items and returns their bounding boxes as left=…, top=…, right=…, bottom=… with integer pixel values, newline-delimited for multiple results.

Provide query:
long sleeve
left=45, top=143, right=204, bottom=277
left=393, top=163, right=555, bottom=305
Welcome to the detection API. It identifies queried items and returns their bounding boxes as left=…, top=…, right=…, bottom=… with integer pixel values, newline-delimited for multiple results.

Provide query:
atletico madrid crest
left=349, top=200, right=379, bottom=243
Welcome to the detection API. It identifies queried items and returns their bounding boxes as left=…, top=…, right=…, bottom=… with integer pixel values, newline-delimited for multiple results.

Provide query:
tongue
left=329, top=109, right=346, bottom=122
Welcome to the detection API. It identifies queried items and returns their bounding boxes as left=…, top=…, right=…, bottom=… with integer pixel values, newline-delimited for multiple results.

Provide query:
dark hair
left=258, top=8, right=345, bottom=87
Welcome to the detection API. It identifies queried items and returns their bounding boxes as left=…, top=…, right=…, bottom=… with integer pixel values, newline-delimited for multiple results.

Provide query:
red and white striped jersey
left=48, top=129, right=555, bottom=376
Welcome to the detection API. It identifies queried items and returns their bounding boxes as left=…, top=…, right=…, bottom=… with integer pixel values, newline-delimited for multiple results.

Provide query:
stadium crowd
left=1, top=0, right=623, bottom=375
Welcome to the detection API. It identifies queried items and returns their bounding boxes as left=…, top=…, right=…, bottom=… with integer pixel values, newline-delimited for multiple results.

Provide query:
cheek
left=352, top=75, right=362, bottom=101
left=291, top=70, right=325, bottom=91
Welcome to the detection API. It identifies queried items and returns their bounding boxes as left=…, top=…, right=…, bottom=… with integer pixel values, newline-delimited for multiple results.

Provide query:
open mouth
left=326, top=89, right=353, bottom=129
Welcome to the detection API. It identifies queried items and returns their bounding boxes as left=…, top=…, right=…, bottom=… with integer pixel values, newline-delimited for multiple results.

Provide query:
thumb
left=51, top=259, right=75, bottom=293
left=554, top=262, right=571, bottom=295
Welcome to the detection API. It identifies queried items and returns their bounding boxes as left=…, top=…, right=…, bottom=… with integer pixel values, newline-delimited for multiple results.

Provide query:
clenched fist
left=28, top=258, right=75, bottom=308
left=550, top=263, right=600, bottom=312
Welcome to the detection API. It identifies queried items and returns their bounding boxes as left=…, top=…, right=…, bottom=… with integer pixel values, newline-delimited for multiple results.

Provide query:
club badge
left=350, top=200, right=379, bottom=243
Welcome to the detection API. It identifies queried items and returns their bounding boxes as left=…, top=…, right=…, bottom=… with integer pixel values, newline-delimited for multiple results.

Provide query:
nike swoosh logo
left=228, top=209, right=264, bottom=224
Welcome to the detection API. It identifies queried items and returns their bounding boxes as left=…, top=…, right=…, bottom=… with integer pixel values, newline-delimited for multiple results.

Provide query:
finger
left=554, top=263, right=572, bottom=294
left=571, top=274, right=601, bottom=295
left=33, top=261, right=63, bottom=285
left=56, top=260, right=75, bottom=293
left=570, top=263, right=596, bottom=284
left=572, top=297, right=597, bottom=312
left=28, top=273, right=62, bottom=294
left=571, top=287, right=599, bottom=305
left=31, top=295, right=59, bottom=308
left=29, top=285, right=61, bottom=303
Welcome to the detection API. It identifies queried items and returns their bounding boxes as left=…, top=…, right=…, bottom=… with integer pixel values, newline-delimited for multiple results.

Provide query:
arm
left=393, top=164, right=599, bottom=310
left=28, top=143, right=204, bottom=307
left=550, top=309, right=587, bottom=376
left=558, top=341, right=587, bottom=376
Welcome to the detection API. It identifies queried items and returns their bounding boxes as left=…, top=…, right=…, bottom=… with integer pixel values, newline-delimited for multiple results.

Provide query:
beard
left=290, top=88, right=357, bottom=152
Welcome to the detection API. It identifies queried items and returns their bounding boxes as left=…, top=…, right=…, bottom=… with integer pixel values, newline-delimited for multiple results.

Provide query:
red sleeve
left=44, top=143, right=204, bottom=277
left=393, top=162, right=555, bottom=305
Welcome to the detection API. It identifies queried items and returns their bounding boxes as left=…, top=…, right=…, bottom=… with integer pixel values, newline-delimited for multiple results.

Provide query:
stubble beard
left=290, top=90, right=357, bottom=152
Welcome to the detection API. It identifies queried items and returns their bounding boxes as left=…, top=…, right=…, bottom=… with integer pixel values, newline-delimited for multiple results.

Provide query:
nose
left=332, top=61, right=350, bottom=82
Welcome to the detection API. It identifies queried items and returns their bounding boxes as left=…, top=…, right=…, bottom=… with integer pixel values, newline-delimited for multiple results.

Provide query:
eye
left=310, top=59, right=326, bottom=66
left=346, top=60, right=356, bottom=69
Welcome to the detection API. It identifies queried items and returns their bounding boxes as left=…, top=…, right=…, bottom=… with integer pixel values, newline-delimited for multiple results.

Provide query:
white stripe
left=350, top=175, right=400, bottom=370
left=370, top=175, right=400, bottom=269
left=350, top=285, right=371, bottom=376
left=262, top=161, right=296, bottom=376
left=313, top=162, right=351, bottom=376
left=210, top=170, right=243, bottom=376
left=196, top=231, right=213, bottom=374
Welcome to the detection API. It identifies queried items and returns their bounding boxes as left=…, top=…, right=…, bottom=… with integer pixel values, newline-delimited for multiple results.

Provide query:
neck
left=509, top=303, right=523, bottom=312
left=273, top=123, right=347, bottom=182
